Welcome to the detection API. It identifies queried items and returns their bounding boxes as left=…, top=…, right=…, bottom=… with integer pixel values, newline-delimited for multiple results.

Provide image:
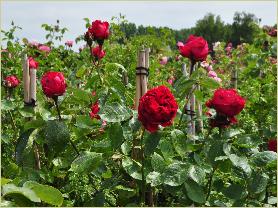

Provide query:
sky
left=1, top=1, right=277, bottom=51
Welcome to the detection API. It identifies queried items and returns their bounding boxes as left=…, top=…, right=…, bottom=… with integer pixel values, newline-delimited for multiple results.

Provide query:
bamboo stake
left=189, top=64, right=196, bottom=136
left=29, top=68, right=36, bottom=103
left=231, top=68, right=237, bottom=89
left=196, top=84, right=203, bottom=133
left=22, top=54, right=30, bottom=103
left=135, top=49, right=148, bottom=110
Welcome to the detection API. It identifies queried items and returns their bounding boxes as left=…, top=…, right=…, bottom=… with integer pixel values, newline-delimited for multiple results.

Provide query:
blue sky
left=2, top=1, right=277, bottom=51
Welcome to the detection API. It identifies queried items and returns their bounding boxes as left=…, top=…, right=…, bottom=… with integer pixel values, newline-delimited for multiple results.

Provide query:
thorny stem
left=205, top=166, right=217, bottom=201
left=53, top=96, right=80, bottom=156
left=140, top=128, right=146, bottom=206
left=89, top=45, right=103, bottom=85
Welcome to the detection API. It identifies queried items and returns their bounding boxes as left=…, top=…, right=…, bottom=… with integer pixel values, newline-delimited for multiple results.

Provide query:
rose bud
left=91, top=45, right=106, bottom=60
left=90, top=101, right=100, bottom=120
left=159, top=56, right=168, bottom=65
left=138, top=85, right=178, bottom=133
left=28, top=57, right=39, bottom=69
left=268, top=139, right=277, bottom=152
left=41, top=71, right=66, bottom=98
left=5, top=75, right=20, bottom=88
left=88, top=20, right=110, bottom=44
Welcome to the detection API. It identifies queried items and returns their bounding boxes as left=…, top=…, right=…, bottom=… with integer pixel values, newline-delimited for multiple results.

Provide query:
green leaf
left=247, top=172, right=269, bottom=194
left=108, top=123, right=124, bottom=149
left=122, top=157, right=142, bottom=180
left=223, top=184, right=246, bottom=200
left=146, top=171, right=163, bottom=187
left=161, top=162, right=187, bottom=186
left=1, top=100, right=17, bottom=111
left=68, top=87, right=91, bottom=104
left=44, top=120, right=70, bottom=153
left=15, top=129, right=34, bottom=165
left=70, top=151, right=102, bottom=174
left=187, top=165, right=206, bottom=184
left=19, top=106, right=35, bottom=117
left=91, top=192, right=105, bottom=207
left=151, top=152, right=166, bottom=172
left=1, top=178, right=12, bottom=186
left=207, top=140, right=225, bottom=166
left=75, top=115, right=101, bottom=129
left=174, top=77, right=196, bottom=98
left=223, top=129, right=242, bottom=139
left=75, top=66, right=86, bottom=78
left=2, top=184, right=41, bottom=203
left=229, top=154, right=251, bottom=175
left=251, top=151, right=277, bottom=167
left=194, top=90, right=204, bottom=102
left=184, top=179, right=205, bottom=204
left=24, top=119, right=46, bottom=131
left=99, top=102, right=132, bottom=122
left=158, top=139, right=175, bottom=162
left=144, top=131, right=161, bottom=156
left=171, top=129, right=187, bottom=157
left=235, top=134, right=262, bottom=148
left=200, top=76, right=220, bottom=89
left=23, top=181, right=63, bottom=206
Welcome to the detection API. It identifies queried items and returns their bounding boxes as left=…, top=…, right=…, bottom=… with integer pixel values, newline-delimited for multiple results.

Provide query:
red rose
left=138, top=85, right=178, bottom=133
left=91, top=46, right=106, bottom=60
left=5, top=75, right=20, bottom=88
left=206, top=88, right=245, bottom=117
left=268, top=139, right=277, bottom=152
left=268, top=28, right=277, bottom=37
left=88, top=20, right=110, bottom=41
left=90, top=101, right=100, bottom=120
left=28, top=57, right=39, bottom=69
left=206, top=89, right=245, bottom=128
left=178, top=35, right=209, bottom=62
left=41, top=71, right=66, bottom=98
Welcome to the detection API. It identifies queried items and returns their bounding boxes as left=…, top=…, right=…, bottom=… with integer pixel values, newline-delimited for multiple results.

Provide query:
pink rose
left=213, top=77, right=222, bottom=83
left=38, top=45, right=51, bottom=53
left=65, top=40, right=73, bottom=47
left=160, top=56, right=168, bottom=65
left=176, top=41, right=184, bottom=47
left=28, top=57, right=39, bottom=69
left=208, top=71, right=217, bottom=78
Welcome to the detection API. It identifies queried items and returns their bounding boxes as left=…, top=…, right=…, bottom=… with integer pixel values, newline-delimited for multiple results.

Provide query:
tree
left=229, top=12, right=260, bottom=46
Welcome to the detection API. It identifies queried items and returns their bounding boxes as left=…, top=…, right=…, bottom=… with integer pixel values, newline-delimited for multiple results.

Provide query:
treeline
left=119, top=12, right=270, bottom=48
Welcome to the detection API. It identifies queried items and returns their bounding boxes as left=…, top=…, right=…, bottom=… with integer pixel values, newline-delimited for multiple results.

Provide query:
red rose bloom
left=268, top=28, right=277, bottom=37
left=90, top=101, right=100, bottom=120
left=206, top=88, right=245, bottom=128
left=268, top=139, right=277, bottom=152
left=178, top=35, right=209, bottom=62
left=91, top=46, right=106, bottom=60
left=28, top=57, right=39, bottom=69
left=5, top=75, right=20, bottom=88
left=41, top=71, right=66, bottom=98
left=88, top=20, right=110, bottom=41
left=138, top=85, right=178, bottom=133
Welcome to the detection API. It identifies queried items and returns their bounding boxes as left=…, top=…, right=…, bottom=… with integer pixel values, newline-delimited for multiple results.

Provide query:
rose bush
left=1, top=16, right=276, bottom=207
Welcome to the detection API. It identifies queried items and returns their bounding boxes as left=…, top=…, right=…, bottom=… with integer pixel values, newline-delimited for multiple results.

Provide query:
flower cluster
left=206, top=88, right=245, bottom=128
left=178, top=35, right=209, bottom=63
left=84, top=20, right=109, bottom=61
left=225, top=42, right=233, bottom=57
left=65, top=40, right=73, bottom=47
left=5, top=75, right=20, bottom=88
left=138, top=86, right=178, bottom=133
left=41, top=71, right=66, bottom=98
left=201, top=61, right=222, bottom=83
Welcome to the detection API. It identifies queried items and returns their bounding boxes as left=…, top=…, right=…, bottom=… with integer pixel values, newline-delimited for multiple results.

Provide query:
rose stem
left=140, top=128, right=146, bottom=205
left=53, top=96, right=80, bottom=156
left=89, top=45, right=103, bottom=85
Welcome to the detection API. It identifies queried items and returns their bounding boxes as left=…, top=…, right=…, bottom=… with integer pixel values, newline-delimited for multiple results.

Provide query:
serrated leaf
left=2, top=184, right=41, bottom=203
left=184, top=179, right=205, bottom=204
left=188, top=165, right=206, bottom=184
left=223, top=129, right=242, bottom=139
left=15, top=129, right=34, bottom=165
left=251, top=151, right=277, bottom=167
left=162, top=162, right=187, bottom=186
left=70, top=151, right=102, bottom=174
left=24, top=119, right=46, bottom=131
left=122, top=157, right=142, bottom=180
left=229, top=154, right=251, bottom=175
left=144, top=131, right=161, bottom=156
left=247, top=172, right=269, bottom=194
left=109, top=123, right=124, bottom=149
left=75, top=115, right=100, bottom=129
left=99, top=102, right=132, bottom=122
left=223, top=184, right=246, bottom=200
left=23, top=181, right=63, bottom=206
left=146, top=171, right=163, bottom=187
left=151, top=152, right=166, bottom=172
